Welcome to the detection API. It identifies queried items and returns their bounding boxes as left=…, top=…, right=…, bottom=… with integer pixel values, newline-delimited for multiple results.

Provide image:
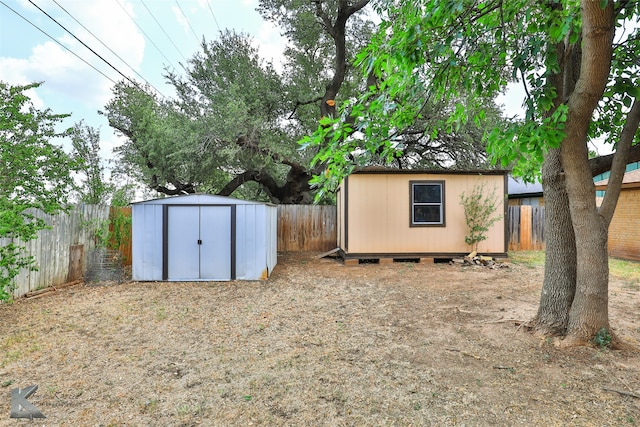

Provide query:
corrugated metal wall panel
left=266, top=205, right=278, bottom=275
left=132, top=204, right=164, bottom=281
left=235, top=204, right=267, bottom=280
left=132, top=195, right=277, bottom=281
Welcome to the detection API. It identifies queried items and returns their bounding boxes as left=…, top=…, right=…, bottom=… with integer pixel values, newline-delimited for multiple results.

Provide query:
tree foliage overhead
left=0, top=81, right=79, bottom=301
left=104, top=0, right=375, bottom=204
left=300, top=3, right=508, bottom=193
left=104, top=1, right=500, bottom=204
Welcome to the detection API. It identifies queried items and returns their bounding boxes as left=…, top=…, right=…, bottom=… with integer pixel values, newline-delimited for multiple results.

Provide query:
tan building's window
left=410, top=181, right=445, bottom=226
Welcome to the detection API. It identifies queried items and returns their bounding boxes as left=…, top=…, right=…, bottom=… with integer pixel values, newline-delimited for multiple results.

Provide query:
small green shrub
left=460, top=183, right=503, bottom=252
left=593, top=327, right=612, bottom=349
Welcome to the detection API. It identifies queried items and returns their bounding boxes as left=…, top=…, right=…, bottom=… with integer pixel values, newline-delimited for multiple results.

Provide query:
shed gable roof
left=507, top=177, right=543, bottom=197
left=132, top=193, right=272, bottom=206
left=349, top=166, right=508, bottom=176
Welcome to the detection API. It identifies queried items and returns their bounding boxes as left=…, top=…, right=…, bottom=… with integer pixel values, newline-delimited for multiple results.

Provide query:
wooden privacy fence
left=277, top=204, right=337, bottom=251
left=2, top=205, right=110, bottom=299
left=508, top=205, right=545, bottom=251
left=109, top=204, right=338, bottom=255
left=110, top=204, right=541, bottom=257
left=3, top=203, right=543, bottom=299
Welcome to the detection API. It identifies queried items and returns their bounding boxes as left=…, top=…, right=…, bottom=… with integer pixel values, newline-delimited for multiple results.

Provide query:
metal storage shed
left=131, top=194, right=277, bottom=281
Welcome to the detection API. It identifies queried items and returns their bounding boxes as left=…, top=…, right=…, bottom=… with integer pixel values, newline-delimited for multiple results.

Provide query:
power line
left=27, top=0, right=139, bottom=88
left=114, top=0, right=179, bottom=72
left=174, top=0, right=200, bottom=44
left=50, top=0, right=166, bottom=97
left=0, top=0, right=116, bottom=85
left=205, top=0, right=222, bottom=33
left=140, top=0, right=188, bottom=64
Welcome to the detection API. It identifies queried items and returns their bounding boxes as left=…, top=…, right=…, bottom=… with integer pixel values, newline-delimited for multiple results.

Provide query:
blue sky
left=0, top=0, right=287, bottom=165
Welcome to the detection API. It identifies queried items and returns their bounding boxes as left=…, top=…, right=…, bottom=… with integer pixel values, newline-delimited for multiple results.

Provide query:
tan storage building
left=337, top=168, right=508, bottom=261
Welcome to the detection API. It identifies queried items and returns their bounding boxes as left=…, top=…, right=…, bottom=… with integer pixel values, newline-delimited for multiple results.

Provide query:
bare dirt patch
left=1, top=252, right=639, bottom=426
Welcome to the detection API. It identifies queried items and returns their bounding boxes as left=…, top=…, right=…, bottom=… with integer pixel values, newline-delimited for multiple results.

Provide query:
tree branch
left=150, top=174, right=195, bottom=195
left=235, top=135, right=310, bottom=172
left=317, top=0, right=371, bottom=118
left=599, top=99, right=640, bottom=223
left=215, top=169, right=284, bottom=201
left=288, top=95, right=324, bottom=119
left=346, top=0, right=370, bottom=16
left=313, top=0, right=335, bottom=37
left=107, top=120, right=134, bottom=139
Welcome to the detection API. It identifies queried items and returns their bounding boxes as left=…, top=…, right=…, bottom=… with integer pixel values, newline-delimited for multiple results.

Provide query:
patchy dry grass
left=610, top=258, right=640, bottom=291
left=508, top=250, right=546, bottom=268
left=0, top=252, right=639, bottom=426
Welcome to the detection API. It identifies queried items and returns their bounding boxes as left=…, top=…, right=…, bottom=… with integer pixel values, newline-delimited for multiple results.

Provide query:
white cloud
left=0, top=58, right=45, bottom=109
left=172, top=5, right=190, bottom=35
left=255, top=20, right=287, bottom=71
left=2, top=0, right=145, bottom=109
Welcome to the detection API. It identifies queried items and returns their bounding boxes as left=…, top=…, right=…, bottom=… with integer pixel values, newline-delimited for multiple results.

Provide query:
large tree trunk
left=559, top=0, right=615, bottom=342
left=531, top=28, right=578, bottom=335
left=531, top=148, right=576, bottom=335
left=565, top=98, right=640, bottom=342
left=531, top=0, right=640, bottom=343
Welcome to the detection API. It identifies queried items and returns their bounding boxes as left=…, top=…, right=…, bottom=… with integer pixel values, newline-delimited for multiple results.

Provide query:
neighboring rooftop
left=594, top=168, right=640, bottom=189
left=507, top=177, right=543, bottom=197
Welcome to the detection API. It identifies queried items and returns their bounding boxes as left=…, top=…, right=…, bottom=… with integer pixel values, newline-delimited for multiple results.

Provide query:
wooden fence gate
left=507, top=205, right=545, bottom=251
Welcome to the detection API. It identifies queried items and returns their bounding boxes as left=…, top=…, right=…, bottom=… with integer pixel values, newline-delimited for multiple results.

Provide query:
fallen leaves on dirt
left=1, top=253, right=639, bottom=426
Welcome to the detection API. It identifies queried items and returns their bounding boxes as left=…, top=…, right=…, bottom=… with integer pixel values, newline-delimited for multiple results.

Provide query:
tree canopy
left=0, top=81, right=80, bottom=300
left=103, top=0, right=374, bottom=203
left=104, top=0, right=501, bottom=203
left=70, top=120, right=113, bottom=205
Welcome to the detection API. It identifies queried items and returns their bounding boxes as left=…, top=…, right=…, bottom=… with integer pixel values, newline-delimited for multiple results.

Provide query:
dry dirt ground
left=1, top=252, right=639, bottom=427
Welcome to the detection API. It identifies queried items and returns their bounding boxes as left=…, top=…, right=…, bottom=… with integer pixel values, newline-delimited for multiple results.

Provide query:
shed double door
left=167, top=206, right=232, bottom=280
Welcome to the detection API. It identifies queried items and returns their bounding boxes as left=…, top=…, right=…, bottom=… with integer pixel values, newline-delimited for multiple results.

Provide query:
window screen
left=411, top=181, right=444, bottom=226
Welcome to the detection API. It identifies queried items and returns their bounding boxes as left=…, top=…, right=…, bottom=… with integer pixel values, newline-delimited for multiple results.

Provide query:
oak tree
left=105, top=1, right=375, bottom=203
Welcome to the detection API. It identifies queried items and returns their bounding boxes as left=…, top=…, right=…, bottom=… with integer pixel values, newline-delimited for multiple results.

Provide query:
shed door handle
left=197, top=239, right=202, bottom=245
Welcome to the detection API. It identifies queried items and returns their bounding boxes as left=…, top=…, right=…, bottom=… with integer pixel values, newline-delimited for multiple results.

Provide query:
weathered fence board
left=1, top=205, right=110, bottom=298
left=508, top=205, right=545, bottom=251
left=277, top=205, right=337, bottom=252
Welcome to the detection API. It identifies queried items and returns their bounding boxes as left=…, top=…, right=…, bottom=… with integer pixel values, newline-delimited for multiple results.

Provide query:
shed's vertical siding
left=337, top=184, right=347, bottom=251
left=132, top=204, right=164, bottom=281
left=343, top=173, right=506, bottom=255
left=235, top=204, right=262, bottom=280
left=265, top=204, right=278, bottom=275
